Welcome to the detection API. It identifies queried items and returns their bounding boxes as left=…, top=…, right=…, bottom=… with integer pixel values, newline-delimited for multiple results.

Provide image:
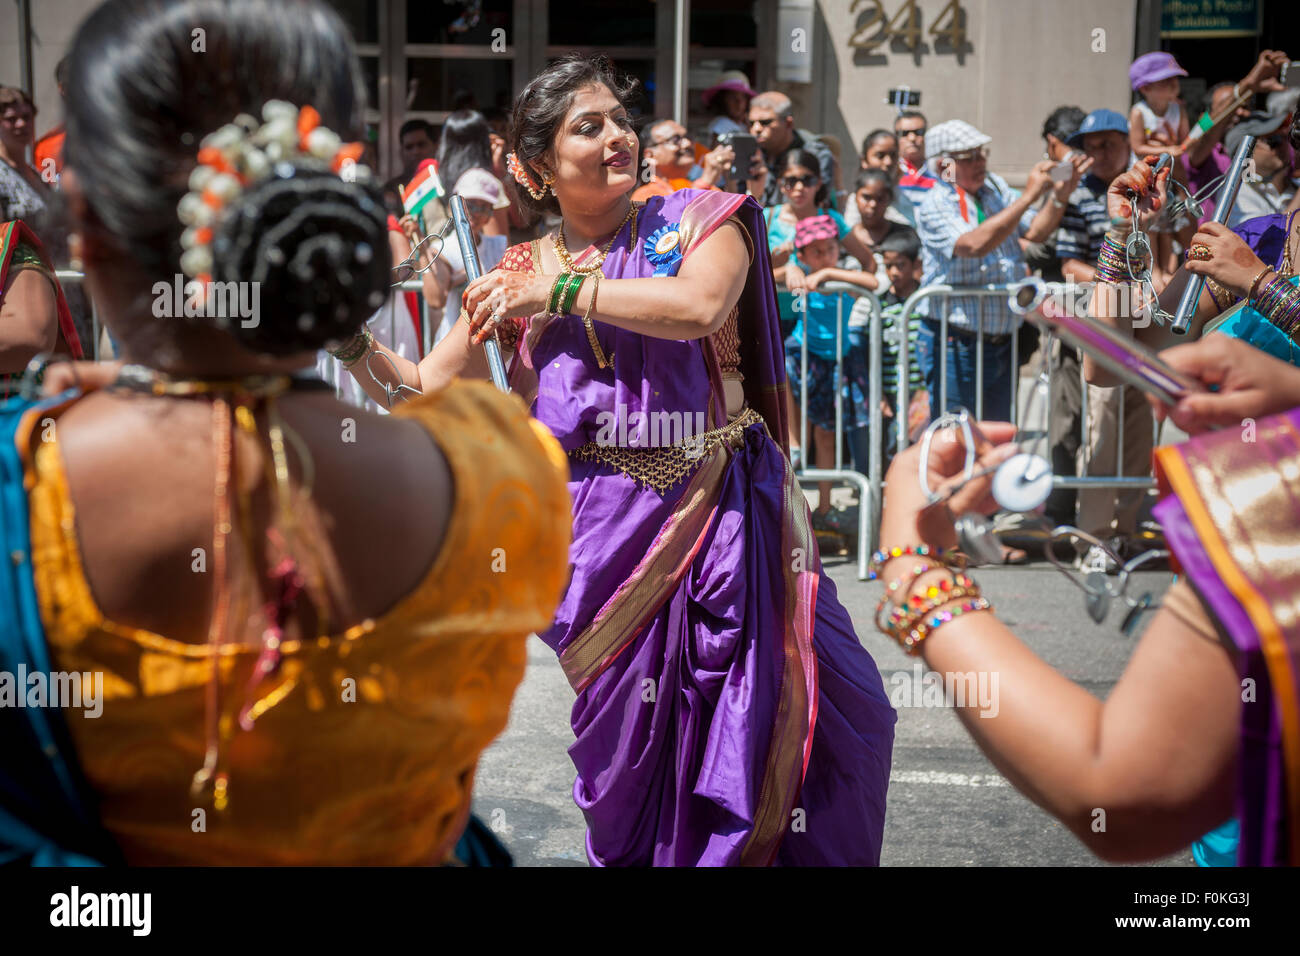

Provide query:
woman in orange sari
left=1, top=0, right=569, bottom=866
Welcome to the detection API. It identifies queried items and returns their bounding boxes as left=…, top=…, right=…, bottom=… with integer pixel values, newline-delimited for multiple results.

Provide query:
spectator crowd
left=4, top=49, right=1297, bottom=567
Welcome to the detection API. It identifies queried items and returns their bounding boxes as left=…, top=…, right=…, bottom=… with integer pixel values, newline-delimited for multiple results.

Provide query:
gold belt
left=568, top=406, right=764, bottom=494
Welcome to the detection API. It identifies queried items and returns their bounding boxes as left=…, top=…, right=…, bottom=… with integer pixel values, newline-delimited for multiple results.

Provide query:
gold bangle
left=581, top=273, right=613, bottom=369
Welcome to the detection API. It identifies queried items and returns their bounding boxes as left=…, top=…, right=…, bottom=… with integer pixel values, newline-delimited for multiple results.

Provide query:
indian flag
left=1186, top=110, right=1215, bottom=143
left=402, top=159, right=443, bottom=218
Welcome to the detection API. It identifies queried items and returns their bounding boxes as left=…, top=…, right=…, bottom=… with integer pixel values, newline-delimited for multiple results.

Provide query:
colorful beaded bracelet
left=868, top=544, right=964, bottom=580
left=898, top=598, right=993, bottom=655
left=881, top=584, right=982, bottom=636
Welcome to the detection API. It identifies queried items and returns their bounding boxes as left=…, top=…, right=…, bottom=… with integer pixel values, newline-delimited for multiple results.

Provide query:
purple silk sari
left=507, top=188, right=894, bottom=865
left=1153, top=410, right=1300, bottom=866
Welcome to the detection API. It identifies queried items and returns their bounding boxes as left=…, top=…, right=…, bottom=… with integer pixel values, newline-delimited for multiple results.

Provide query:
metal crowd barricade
left=893, top=282, right=1157, bottom=495
left=791, top=281, right=883, bottom=581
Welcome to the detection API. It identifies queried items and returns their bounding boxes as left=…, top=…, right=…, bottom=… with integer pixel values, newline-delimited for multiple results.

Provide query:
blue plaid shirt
left=915, top=172, right=1035, bottom=336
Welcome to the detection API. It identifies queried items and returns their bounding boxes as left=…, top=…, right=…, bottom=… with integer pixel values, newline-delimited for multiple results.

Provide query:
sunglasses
left=950, top=147, right=989, bottom=162
left=463, top=199, right=494, bottom=216
left=1264, top=134, right=1288, bottom=149
left=781, top=173, right=819, bottom=190
left=897, top=127, right=926, bottom=138
left=750, top=117, right=779, bottom=129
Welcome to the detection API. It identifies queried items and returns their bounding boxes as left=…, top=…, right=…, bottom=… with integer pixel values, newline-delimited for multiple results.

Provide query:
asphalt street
left=471, top=555, right=1191, bottom=867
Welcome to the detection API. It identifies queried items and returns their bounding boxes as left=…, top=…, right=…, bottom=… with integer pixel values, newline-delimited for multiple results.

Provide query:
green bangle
left=547, top=272, right=570, bottom=314
left=558, top=272, right=586, bottom=314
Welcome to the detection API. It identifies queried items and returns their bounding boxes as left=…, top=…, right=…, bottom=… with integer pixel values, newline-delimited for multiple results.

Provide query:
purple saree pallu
left=1153, top=409, right=1300, bottom=866
left=508, top=188, right=894, bottom=865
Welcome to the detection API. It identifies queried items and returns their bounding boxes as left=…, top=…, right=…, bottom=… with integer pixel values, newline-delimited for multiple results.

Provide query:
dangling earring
left=507, top=151, right=548, bottom=201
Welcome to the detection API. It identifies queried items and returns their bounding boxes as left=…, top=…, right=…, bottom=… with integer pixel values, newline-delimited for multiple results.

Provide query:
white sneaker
left=1076, top=544, right=1119, bottom=575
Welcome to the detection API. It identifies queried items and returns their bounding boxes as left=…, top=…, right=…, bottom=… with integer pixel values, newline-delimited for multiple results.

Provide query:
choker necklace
left=112, top=364, right=333, bottom=397
left=553, top=201, right=640, bottom=275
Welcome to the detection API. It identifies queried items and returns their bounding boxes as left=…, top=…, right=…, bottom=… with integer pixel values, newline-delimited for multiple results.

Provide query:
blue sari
left=0, top=393, right=117, bottom=865
left=1204, top=212, right=1300, bottom=366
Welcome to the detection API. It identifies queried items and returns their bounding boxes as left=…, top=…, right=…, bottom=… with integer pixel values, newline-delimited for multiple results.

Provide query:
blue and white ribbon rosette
left=645, top=223, right=684, bottom=277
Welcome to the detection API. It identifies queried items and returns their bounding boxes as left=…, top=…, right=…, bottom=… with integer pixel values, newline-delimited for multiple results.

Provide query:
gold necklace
left=551, top=202, right=639, bottom=371
left=552, top=201, right=639, bottom=275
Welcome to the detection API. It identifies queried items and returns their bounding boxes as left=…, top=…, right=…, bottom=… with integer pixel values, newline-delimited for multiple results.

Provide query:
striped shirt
left=915, top=172, right=1035, bottom=335
left=879, top=291, right=926, bottom=392
left=1053, top=174, right=1110, bottom=267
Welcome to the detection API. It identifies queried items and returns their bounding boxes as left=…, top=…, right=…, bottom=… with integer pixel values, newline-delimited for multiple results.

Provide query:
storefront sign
left=1160, top=0, right=1260, bottom=39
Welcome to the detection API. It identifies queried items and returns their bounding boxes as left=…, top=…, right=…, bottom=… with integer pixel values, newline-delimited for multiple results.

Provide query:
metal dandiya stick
left=1171, top=133, right=1257, bottom=335
left=450, top=194, right=511, bottom=392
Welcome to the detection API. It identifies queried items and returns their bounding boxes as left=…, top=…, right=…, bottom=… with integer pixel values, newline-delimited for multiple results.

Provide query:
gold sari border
left=1157, top=434, right=1300, bottom=864
left=559, top=449, right=729, bottom=693
left=738, top=453, right=819, bottom=866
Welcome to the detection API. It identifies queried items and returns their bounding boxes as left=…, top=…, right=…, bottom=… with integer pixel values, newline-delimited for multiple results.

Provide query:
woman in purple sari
left=346, top=55, right=894, bottom=866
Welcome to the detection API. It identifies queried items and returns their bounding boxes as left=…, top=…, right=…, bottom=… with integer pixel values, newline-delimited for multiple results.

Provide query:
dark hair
left=0, top=85, right=35, bottom=113
left=895, top=110, right=926, bottom=126
left=775, top=148, right=829, bottom=207
left=399, top=118, right=435, bottom=142
left=853, top=167, right=894, bottom=198
left=1042, top=105, right=1086, bottom=144
left=876, top=225, right=921, bottom=260
left=508, top=53, right=640, bottom=218
left=860, top=128, right=896, bottom=156
left=438, top=109, right=494, bottom=198
left=639, top=119, right=667, bottom=153
left=64, top=0, right=389, bottom=355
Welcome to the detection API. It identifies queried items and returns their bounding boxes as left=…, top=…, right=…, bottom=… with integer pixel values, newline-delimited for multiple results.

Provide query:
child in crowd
left=868, top=227, right=929, bottom=466
left=1129, top=51, right=1192, bottom=283
left=427, top=167, right=511, bottom=343
left=783, top=214, right=876, bottom=531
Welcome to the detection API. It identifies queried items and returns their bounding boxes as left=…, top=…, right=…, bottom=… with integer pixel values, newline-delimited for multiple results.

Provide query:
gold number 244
left=848, top=0, right=966, bottom=52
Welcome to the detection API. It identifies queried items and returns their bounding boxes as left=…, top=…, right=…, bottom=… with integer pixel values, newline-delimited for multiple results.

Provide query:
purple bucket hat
left=1130, top=51, right=1187, bottom=91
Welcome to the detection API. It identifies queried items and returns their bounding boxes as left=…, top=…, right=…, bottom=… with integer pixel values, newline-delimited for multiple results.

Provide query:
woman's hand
left=463, top=269, right=550, bottom=345
left=1182, top=221, right=1269, bottom=299
left=878, top=420, right=1019, bottom=560
left=1148, top=336, right=1300, bottom=434
left=1106, top=155, right=1171, bottom=230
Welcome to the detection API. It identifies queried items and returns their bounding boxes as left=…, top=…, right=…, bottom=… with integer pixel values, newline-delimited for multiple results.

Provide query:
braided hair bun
left=209, top=162, right=390, bottom=355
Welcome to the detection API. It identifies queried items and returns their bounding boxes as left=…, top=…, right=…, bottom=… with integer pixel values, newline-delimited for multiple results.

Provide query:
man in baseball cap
left=1066, top=109, right=1130, bottom=148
